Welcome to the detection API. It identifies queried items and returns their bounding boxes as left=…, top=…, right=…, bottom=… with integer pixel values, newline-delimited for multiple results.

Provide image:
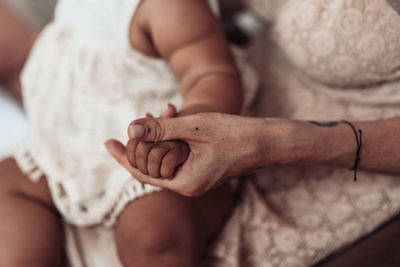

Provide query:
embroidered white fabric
left=249, top=0, right=400, bottom=104
left=204, top=1, right=400, bottom=266
left=16, top=0, right=257, bottom=228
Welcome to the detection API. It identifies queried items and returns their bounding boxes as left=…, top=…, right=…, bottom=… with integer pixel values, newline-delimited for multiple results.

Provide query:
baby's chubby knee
left=0, top=158, right=23, bottom=194
left=0, top=158, right=53, bottom=204
left=117, top=218, right=200, bottom=267
left=0, top=256, right=56, bottom=267
left=133, top=226, right=184, bottom=254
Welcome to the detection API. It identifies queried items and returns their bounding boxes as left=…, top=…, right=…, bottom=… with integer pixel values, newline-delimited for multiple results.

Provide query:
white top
left=272, top=0, right=400, bottom=104
left=208, top=1, right=400, bottom=267
left=17, top=0, right=257, bottom=227
left=19, top=0, right=184, bottom=226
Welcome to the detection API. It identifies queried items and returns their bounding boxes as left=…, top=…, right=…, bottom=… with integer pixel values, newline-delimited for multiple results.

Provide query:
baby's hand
left=126, top=140, right=189, bottom=178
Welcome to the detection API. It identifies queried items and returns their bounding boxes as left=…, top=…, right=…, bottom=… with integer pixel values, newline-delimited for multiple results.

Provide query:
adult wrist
left=267, top=119, right=313, bottom=165
left=248, top=118, right=303, bottom=167
left=232, top=117, right=361, bottom=173
left=255, top=119, right=342, bottom=166
left=289, top=120, right=357, bottom=167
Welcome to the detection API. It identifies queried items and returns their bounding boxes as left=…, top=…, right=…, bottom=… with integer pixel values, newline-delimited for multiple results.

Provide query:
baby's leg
left=115, top=185, right=234, bottom=267
left=0, top=158, right=64, bottom=267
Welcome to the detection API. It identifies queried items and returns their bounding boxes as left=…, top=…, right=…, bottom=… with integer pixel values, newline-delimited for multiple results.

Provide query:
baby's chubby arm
left=125, top=0, right=243, bottom=178
left=133, top=0, right=243, bottom=115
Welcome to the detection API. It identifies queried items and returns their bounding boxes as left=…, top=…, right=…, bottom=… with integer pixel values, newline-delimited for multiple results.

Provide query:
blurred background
left=0, top=0, right=57, bottom=153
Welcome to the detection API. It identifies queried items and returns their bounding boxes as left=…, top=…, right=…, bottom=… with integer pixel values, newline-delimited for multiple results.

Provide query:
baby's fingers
left=135, top=142, right=154, bottom=175
left=147, top=145, right=170, bottom=178
left=160, top=146, right=189, bottom=178
left=162, top=103, right=177, bottom=118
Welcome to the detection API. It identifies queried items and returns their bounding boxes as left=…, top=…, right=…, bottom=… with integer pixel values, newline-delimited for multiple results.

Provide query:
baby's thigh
left=0, top=158, right=63, bottom=267
left=0, top=158, right=54, bottom=203
left=115, top=186, right=234, bottom=267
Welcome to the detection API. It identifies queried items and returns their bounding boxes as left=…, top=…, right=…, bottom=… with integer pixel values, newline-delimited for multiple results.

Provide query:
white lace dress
left=207, top=1, right=400, bottom=266
left=14, top=0, right=258, bottom=228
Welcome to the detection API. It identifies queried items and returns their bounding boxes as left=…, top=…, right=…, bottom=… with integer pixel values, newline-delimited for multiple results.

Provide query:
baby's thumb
left=162, top=103, right=177, bottom=118
left=128, top=116, right=196, bottom=143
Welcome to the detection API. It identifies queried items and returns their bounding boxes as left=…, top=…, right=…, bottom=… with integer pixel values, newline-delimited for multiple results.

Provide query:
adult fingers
left=128, top=116, right=200, bottom=142
left=105, top=139, right=136, bottom=173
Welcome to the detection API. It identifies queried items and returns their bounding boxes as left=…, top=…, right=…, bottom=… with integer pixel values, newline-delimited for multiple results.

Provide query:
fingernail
left=129, top=124, right=145, bottom=139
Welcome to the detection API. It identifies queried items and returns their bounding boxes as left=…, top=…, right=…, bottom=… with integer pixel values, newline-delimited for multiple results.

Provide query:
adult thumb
left=128, top=116, right=198, bottom=143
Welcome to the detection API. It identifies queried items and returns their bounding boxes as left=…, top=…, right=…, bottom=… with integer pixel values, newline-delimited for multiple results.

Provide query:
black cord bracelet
left=341, top=120, right=363, bottom=182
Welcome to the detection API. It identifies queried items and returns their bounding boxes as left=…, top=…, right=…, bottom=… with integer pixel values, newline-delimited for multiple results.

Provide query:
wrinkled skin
left=106, top=109, right=291, bottom=196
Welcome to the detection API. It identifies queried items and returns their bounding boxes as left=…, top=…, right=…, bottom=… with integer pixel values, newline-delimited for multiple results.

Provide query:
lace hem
left=103, top=179, right=162, bottom=228
left=8, top=141, right=163, bottom=227
left=13, top=144, right=44, bottom=183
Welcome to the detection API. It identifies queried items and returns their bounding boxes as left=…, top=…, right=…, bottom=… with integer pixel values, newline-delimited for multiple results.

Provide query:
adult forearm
left=111, top=113, right=400, bottom=196
left=266, top=117, right=400, bottom=175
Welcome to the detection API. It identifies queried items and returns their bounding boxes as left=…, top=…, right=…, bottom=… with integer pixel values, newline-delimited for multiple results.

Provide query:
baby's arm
left=127, top=0, right=243, bottom=178
left=133, top=0, right=243, bottom=115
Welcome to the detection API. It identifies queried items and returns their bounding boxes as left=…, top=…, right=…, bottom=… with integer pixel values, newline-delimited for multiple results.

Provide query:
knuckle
left=163, top=157, right=177, bottom=169
left=126, top=139, right=137, bottom=150
left=136, top=149, right=147, bottom=159
left=148, top=168, right=160, bottom=178
left=127, top=151, right=136, bottom=167
left=136, top=143, right=150, bottom=158
left=168, top=148, right=180, bottom=158
left=148, top=146, right=167, bottom=163
left=138, top=165, right=148, bottom=174
left=160, top=164, right=174, bottom=178
left=148, top=154, right=161, bottom=165
left=152, top=119, right=166, bottom=142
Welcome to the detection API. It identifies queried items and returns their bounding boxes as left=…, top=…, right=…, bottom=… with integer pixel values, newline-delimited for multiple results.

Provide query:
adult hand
left=105, top=111, right=292, bottom=196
